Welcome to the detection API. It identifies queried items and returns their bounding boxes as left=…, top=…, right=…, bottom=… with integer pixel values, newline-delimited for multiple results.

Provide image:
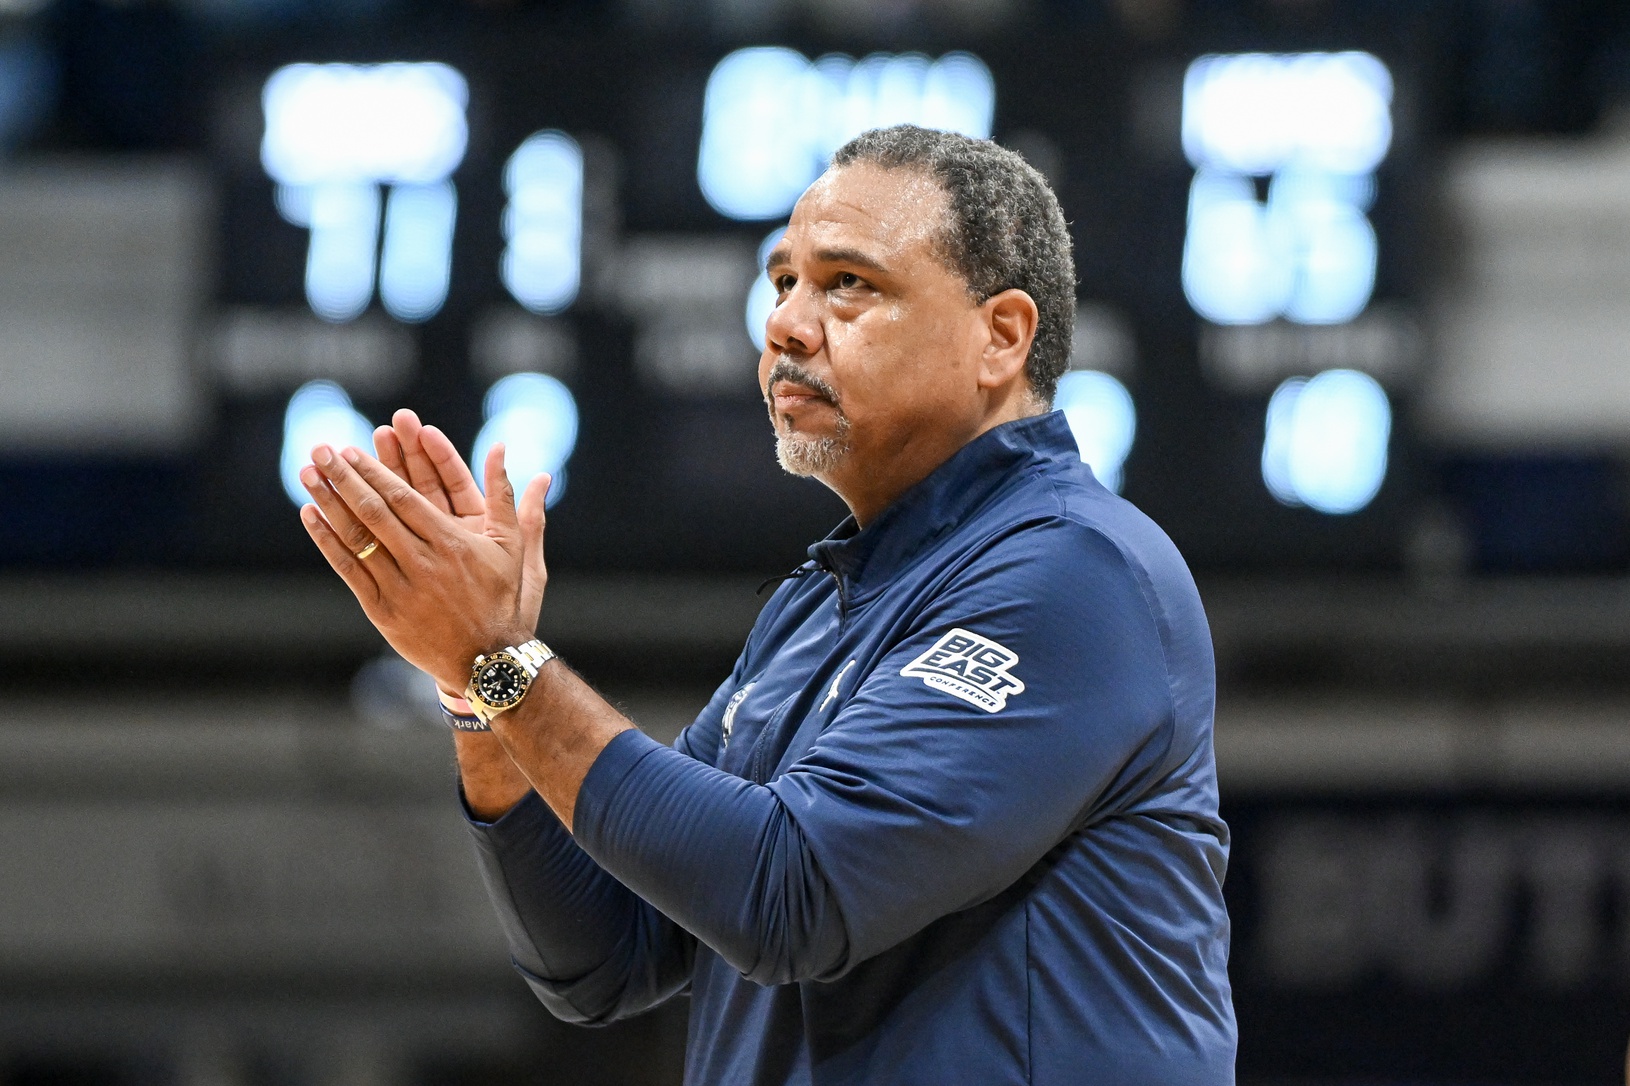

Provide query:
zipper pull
left=756, top=563, right=815, bottom=596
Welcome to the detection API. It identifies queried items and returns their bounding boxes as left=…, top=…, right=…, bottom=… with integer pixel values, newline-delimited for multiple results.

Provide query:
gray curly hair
left=831, top=125, right=1076, bottom=404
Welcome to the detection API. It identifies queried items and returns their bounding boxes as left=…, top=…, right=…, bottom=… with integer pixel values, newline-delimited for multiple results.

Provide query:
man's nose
left=764, top=285, right=824, bottom=357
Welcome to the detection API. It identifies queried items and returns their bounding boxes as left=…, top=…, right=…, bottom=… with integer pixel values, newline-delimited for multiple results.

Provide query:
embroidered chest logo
left=720, top=682, right=755, bottom=750
left=820, top=660, right=857, bottom=711
left=899, top=628, right=1026, bottom=713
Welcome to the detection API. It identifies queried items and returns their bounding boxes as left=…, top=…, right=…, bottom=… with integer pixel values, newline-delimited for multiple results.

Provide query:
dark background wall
left=2, top=0, right=1630, bottom=1083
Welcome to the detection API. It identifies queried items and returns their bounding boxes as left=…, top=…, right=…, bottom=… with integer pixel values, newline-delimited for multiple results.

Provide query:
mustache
left=764, top=359, right=840, bottom=408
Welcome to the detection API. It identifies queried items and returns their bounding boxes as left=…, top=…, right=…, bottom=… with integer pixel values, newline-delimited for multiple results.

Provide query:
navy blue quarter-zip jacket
left=465, top=411, right=1236, bottom=1085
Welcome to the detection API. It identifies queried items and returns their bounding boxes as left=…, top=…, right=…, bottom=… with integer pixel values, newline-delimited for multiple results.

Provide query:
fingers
left=299, top=502, right=385, bottom=606
left=374, top=425, right=409, bottom=483
left=419, top=423, right=486, bottom=518
left=312, top=444, right=449, bottom=551
left=301, top=465, right=404, bottom=580
left=517, top=472, right=551, bottom=619
left=482, top=443, right=522, bottom=544
left=391, top=409, right=457, bottom=516
left=517, top=472, right=551, bottom=542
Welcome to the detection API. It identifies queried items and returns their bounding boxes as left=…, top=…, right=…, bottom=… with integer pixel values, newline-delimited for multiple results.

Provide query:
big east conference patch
left=900, top=628, right=1026, bottom=713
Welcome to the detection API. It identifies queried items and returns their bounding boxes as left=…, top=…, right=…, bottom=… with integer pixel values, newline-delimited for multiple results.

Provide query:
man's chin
left=774, top=431, right=851, bottom=477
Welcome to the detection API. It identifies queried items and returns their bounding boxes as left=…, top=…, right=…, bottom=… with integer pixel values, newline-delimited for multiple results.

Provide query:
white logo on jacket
left=900, top=628, right=1026, bottom=713
left=820, top=659, right=856, bottom=711
left=720, top=682, right=755, bottom=749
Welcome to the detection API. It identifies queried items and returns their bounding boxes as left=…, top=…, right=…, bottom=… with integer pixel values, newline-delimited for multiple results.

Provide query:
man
left=298, top=125, right=1235, bottom=1085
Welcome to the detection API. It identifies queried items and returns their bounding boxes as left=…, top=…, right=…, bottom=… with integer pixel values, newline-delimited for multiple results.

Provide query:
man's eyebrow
left=764, top=246, right=891, bottom=276
left=816, top=247, right=889, bottom=275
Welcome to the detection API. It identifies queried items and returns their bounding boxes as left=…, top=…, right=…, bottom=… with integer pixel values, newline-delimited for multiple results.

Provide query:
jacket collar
left=806, top=410, right=1080, bottom=602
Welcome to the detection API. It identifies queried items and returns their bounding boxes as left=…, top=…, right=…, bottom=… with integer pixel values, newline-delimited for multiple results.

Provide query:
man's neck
left=826, top=397, right=1044, bottom=528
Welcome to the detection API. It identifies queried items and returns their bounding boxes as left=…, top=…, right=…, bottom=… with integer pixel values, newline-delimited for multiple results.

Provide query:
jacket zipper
left=747, top=563, right=849, bottom=783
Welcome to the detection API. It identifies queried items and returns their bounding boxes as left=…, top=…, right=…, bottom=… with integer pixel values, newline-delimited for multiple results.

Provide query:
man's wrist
left=463, top=637, right=556, bottom=725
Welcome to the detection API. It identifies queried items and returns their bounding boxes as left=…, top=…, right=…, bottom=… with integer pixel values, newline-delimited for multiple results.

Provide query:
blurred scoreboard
left=0, top=24, right=1432, bottom=574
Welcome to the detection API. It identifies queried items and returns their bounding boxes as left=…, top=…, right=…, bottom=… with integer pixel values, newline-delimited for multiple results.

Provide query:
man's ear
left=978, top=288, right=1040, bottom=390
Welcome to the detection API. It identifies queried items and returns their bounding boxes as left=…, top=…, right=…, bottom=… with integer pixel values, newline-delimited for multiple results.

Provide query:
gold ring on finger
left=355, top=540, right=380, bottom=561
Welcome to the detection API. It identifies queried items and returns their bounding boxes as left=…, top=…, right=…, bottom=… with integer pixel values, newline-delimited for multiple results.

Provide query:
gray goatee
left=765, top=359, right=853, bottom=477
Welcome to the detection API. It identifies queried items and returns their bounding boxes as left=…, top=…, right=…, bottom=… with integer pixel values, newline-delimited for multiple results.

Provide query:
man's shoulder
left=977, top=459, right=1194, bottom=595
left=954, top=464, right=1212, bottom=668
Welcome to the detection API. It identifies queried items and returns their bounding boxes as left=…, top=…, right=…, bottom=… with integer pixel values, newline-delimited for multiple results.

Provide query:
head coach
left=297, top=124, right=1236, bottom=1085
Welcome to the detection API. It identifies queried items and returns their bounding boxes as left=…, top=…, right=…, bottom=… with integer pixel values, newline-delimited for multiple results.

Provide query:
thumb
left=482, top=443, right=521, bottom=545
left=517, top=472, right=551, bottom=620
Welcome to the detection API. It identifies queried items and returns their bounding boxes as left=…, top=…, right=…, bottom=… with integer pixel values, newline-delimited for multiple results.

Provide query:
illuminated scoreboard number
left=502, top=132, right=584, bottom=316
left=261, top=63, right=585, bottom=324
left=262, top=63, right=468, bottom=323
left=1180, top=52, right=1396, bottom=514
left=697, top=48, right=996, bottom=222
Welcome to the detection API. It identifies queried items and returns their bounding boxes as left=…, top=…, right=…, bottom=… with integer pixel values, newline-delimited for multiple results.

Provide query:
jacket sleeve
left=570, top=518, right=1189, bottom=986
left=462, top=661, right=751, bottom=1023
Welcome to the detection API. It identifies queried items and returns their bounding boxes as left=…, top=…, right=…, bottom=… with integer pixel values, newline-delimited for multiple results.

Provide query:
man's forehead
left=774, top=165, right=948, bottom=262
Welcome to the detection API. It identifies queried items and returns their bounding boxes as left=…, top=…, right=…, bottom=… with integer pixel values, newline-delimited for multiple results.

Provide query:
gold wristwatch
left=464, top=639, right=556, bottom=724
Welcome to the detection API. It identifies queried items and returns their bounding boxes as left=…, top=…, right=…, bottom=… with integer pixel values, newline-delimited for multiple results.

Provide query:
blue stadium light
left=1054, top=370, right=1137, bottom=494
left=501, top=131, right=584, bottom=315
left=1261, top=369, right=1390, bottom=514
left=1182, top=52, right=1392, bottom=176
left=698, top=48, right=814, bottom=222
left=1182, top=170, right=1291, bottom=326
left=472, top=373, right=580, bottom=508
left=698, top=48, right=995, bottom=221
left=1180, top=52, right=1389, bottom=327
left=916, top=52, right=996, bottom=137
left=262, top=62, right=469, bottom=187
left=261, top=62, right=468, bottom=323
left=1260, top=377, right=1304, bottom=507
left=379, top=181, right=457, bottom=322
left=280, top=381, right=375, bottom=507
left=1272, top=170, right=1378, bottom=324
left=745, top=225, right=787, bottom=351
left=297, top=182, right=382, bottom=323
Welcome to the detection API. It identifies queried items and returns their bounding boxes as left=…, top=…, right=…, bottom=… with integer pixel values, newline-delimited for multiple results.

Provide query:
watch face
left=475, top=657, right=528, bottom=707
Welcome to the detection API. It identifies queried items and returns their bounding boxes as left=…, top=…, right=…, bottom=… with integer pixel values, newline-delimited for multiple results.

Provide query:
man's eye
left=836, top=273, right=864, bottom=290
left=774, top=275, right=795, bottom=293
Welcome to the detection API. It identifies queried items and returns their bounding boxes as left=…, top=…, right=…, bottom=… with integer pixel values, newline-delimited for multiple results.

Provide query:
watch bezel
left=471, top=652, right=531, bottom=710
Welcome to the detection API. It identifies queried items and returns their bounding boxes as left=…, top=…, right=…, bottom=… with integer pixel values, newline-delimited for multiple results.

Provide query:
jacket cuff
left=573, top=728, right=668, bottom=838
left=460, top=780, right=552, bottom=834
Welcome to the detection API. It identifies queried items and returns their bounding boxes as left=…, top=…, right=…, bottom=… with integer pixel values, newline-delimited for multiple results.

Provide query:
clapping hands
left=297, top=408, right=552, bottom=693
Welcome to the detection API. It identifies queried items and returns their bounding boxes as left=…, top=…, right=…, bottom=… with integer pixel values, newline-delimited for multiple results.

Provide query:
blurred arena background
left=1, top=0, right=1629, bottom=1082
